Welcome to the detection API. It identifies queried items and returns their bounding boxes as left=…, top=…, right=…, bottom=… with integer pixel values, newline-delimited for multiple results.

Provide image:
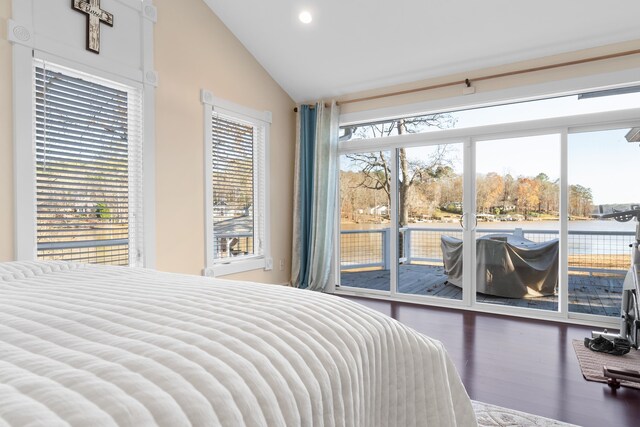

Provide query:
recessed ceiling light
left=299, top=11, right=312, bottom=24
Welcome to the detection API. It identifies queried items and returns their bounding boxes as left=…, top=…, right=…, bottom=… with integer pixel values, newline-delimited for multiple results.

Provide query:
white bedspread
left=0, top=261, right=476, bottom=426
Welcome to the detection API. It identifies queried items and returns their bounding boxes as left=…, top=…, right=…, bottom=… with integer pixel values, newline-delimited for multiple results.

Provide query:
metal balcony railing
left=214, top=232, right=254, bottom=259
left=340, top=227, right=635, bottom=274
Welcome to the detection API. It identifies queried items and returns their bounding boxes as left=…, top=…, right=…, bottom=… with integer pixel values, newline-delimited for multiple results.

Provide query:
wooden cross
left=72, top=0, right=113, bottom=54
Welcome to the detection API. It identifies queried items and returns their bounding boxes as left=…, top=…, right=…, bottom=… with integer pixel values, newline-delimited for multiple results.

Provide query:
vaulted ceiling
left=203, top=0, right=640, bottom=103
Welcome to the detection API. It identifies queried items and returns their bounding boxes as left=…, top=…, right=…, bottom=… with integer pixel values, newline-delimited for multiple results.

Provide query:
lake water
left=342, top=219, right=635, bottom=232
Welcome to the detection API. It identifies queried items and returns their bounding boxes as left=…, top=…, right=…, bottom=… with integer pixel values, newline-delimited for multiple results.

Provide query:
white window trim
left=10, top=0, right=156, bottom=267
left=201, top=90, right=272, bottom=277
left=334, top=98, right=640, bottom=329
left=31, top=59, right=145, bottom=266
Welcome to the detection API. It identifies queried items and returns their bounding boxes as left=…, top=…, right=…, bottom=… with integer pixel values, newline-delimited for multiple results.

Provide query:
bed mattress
left=0, top=261, right=476, bottom=426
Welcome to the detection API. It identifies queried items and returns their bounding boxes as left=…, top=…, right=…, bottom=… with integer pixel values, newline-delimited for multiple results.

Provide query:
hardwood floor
left=344, top=296, right=640, bottom=427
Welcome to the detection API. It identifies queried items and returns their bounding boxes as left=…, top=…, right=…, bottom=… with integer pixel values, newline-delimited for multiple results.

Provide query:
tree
left=569, top=184, right=593, bottom=217
left=476, top=172, right=504, bottom=213
left=340, top=171, right=359, bottom=221
left=344, top=151, right=392, bottom=215
left=516, top=177, right=540, bottom=218
left=343, top=114, right=457, bottom=225
left=440, top=174, right=463, bottom=212
left=95, top=203, right=112, bottom=220
left=501, top=173, right=516, bottom=212
left=535, top=173, right=559, bottom=214
left=341, top=114, right=456, bottom=140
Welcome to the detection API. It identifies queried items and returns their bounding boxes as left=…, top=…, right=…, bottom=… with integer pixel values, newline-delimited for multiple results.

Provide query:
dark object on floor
left=589, top=207, right=640, bottom=355
left=585, top=336, right=631, bottom=356
left=572, top=339, right=640, bottom=390
left=603, top=366, right=640, bottom=389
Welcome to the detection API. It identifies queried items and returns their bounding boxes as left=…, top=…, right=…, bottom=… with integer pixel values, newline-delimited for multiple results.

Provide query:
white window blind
left=211, top=111, right=266, bottom=261
left=34, top=61, right=144, bottom=266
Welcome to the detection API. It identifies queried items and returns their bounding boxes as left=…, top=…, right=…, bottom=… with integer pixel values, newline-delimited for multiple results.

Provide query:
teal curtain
left=291, top=101, right=339, bottom=291
left=292, top=105, right=317, bottom=288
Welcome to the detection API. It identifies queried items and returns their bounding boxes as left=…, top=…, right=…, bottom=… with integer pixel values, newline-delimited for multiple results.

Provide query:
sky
left=474, top=130, right=638, bottom=205
left=460, top=93, right=640, bottom=205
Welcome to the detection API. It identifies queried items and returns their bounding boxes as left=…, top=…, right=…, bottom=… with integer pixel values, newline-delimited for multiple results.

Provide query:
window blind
left=211, top=112, right=264, bottom=260
left=34, top=61, right=143, bottom=266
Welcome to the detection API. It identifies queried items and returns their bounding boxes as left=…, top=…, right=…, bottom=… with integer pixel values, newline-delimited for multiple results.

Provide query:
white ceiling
left=203, top=0, right=640, bottom=103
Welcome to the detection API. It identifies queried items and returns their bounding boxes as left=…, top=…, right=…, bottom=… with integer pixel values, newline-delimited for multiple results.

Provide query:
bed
left=0, top=261, right=476, bottom=426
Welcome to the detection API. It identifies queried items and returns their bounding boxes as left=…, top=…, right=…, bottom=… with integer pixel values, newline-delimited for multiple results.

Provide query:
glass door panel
left=568, top=128, right=638, bottom=317
left=475, top=134, right=560, bottom=311
left=396, top=143, right=464, bottom=300
left=339, top=151, right=392, bottom=292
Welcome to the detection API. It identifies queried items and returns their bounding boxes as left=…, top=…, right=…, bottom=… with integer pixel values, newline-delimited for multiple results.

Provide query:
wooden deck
left=340, top=264, right=623, bottom=315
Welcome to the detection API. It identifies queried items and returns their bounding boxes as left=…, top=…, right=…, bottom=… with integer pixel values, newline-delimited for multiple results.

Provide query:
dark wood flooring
left=341, top=264, right=623, bottom=316
left=344, top=296, right=640, bottom=427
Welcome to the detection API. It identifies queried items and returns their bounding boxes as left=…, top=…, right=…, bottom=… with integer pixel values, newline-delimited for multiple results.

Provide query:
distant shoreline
left=342, top=218, right=636, bottom=232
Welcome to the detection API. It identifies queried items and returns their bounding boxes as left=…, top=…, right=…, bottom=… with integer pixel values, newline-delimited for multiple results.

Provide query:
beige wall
left=0, top=0, right=12, bottom=261
left=0, top=0, right=296, bottom=284
left=338, top=40, right=640, bottom=115
left=154, top=0, right=295, bottom=282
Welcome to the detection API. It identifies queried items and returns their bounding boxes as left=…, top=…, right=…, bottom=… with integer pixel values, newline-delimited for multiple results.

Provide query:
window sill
left=203, top=257, right=271, bottom=277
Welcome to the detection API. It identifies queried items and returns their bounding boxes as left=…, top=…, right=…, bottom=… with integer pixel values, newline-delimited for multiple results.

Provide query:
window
left=202, top=92, right=270, bottom=276
left=336, top=85, right=640, bottom=325
left=340, top=86, right=640, bottom=142
left=34, top=61, right=144, bottom=266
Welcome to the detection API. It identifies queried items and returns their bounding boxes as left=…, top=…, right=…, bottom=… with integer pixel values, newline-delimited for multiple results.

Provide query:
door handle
left=459, top=213, right=467, bottom=230
left=460, top=213, right=477, bottom=231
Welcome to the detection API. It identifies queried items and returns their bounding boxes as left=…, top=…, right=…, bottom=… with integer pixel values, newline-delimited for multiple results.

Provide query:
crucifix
left=72, top=0, right=113, bottom=54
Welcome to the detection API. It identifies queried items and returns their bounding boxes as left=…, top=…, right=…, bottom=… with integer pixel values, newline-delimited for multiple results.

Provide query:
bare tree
left=439, top=169, right=463, bottom=203
left=342, top=115, right=457, bottom=226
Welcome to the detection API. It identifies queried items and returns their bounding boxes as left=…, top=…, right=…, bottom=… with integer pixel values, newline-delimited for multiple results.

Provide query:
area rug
left=572, top=339, right=640, bottom=389
left=472, top=401, right=578, bottom=426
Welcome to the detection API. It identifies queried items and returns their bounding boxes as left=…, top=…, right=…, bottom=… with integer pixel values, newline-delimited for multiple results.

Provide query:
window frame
left=334, top=77, right=640, bottom=328
left=201, top=90, right=272, bottom=277
left=10, top=0, right=156, bottom=267
left=14, top=53, right=153, bottom=266
left=31, top=59, right=145, bottom=266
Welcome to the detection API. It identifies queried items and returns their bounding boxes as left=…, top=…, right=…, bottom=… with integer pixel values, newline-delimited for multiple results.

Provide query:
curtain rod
left=329, top=48, right=640, bottom=107
left=293, top=102, right=331, bottom=113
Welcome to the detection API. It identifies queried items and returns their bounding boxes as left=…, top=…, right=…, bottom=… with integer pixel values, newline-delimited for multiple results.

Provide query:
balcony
left=340, top=226, right=634, bottom=316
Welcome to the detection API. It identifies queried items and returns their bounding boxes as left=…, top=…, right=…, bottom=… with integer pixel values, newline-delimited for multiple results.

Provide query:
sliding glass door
left=473, top=134, right=560, bottom=312
left=338, top=141, right=470, bottom=298
left=567, top=128, right=638, bottom=319
left=339, top=151, right=392, bottom=292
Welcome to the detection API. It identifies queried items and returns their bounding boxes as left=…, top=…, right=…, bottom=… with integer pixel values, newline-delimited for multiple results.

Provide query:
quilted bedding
left=0, top=261, right=476, bottom=426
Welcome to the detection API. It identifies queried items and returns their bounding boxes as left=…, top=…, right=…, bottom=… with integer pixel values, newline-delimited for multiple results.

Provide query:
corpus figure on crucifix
left=72, top=0, right=113, bottom=54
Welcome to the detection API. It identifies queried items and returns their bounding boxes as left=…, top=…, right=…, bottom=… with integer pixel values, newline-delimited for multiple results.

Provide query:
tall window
left=203, top=93, right=270, bottom=276
left=34, top=61, right=144, bottom=266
